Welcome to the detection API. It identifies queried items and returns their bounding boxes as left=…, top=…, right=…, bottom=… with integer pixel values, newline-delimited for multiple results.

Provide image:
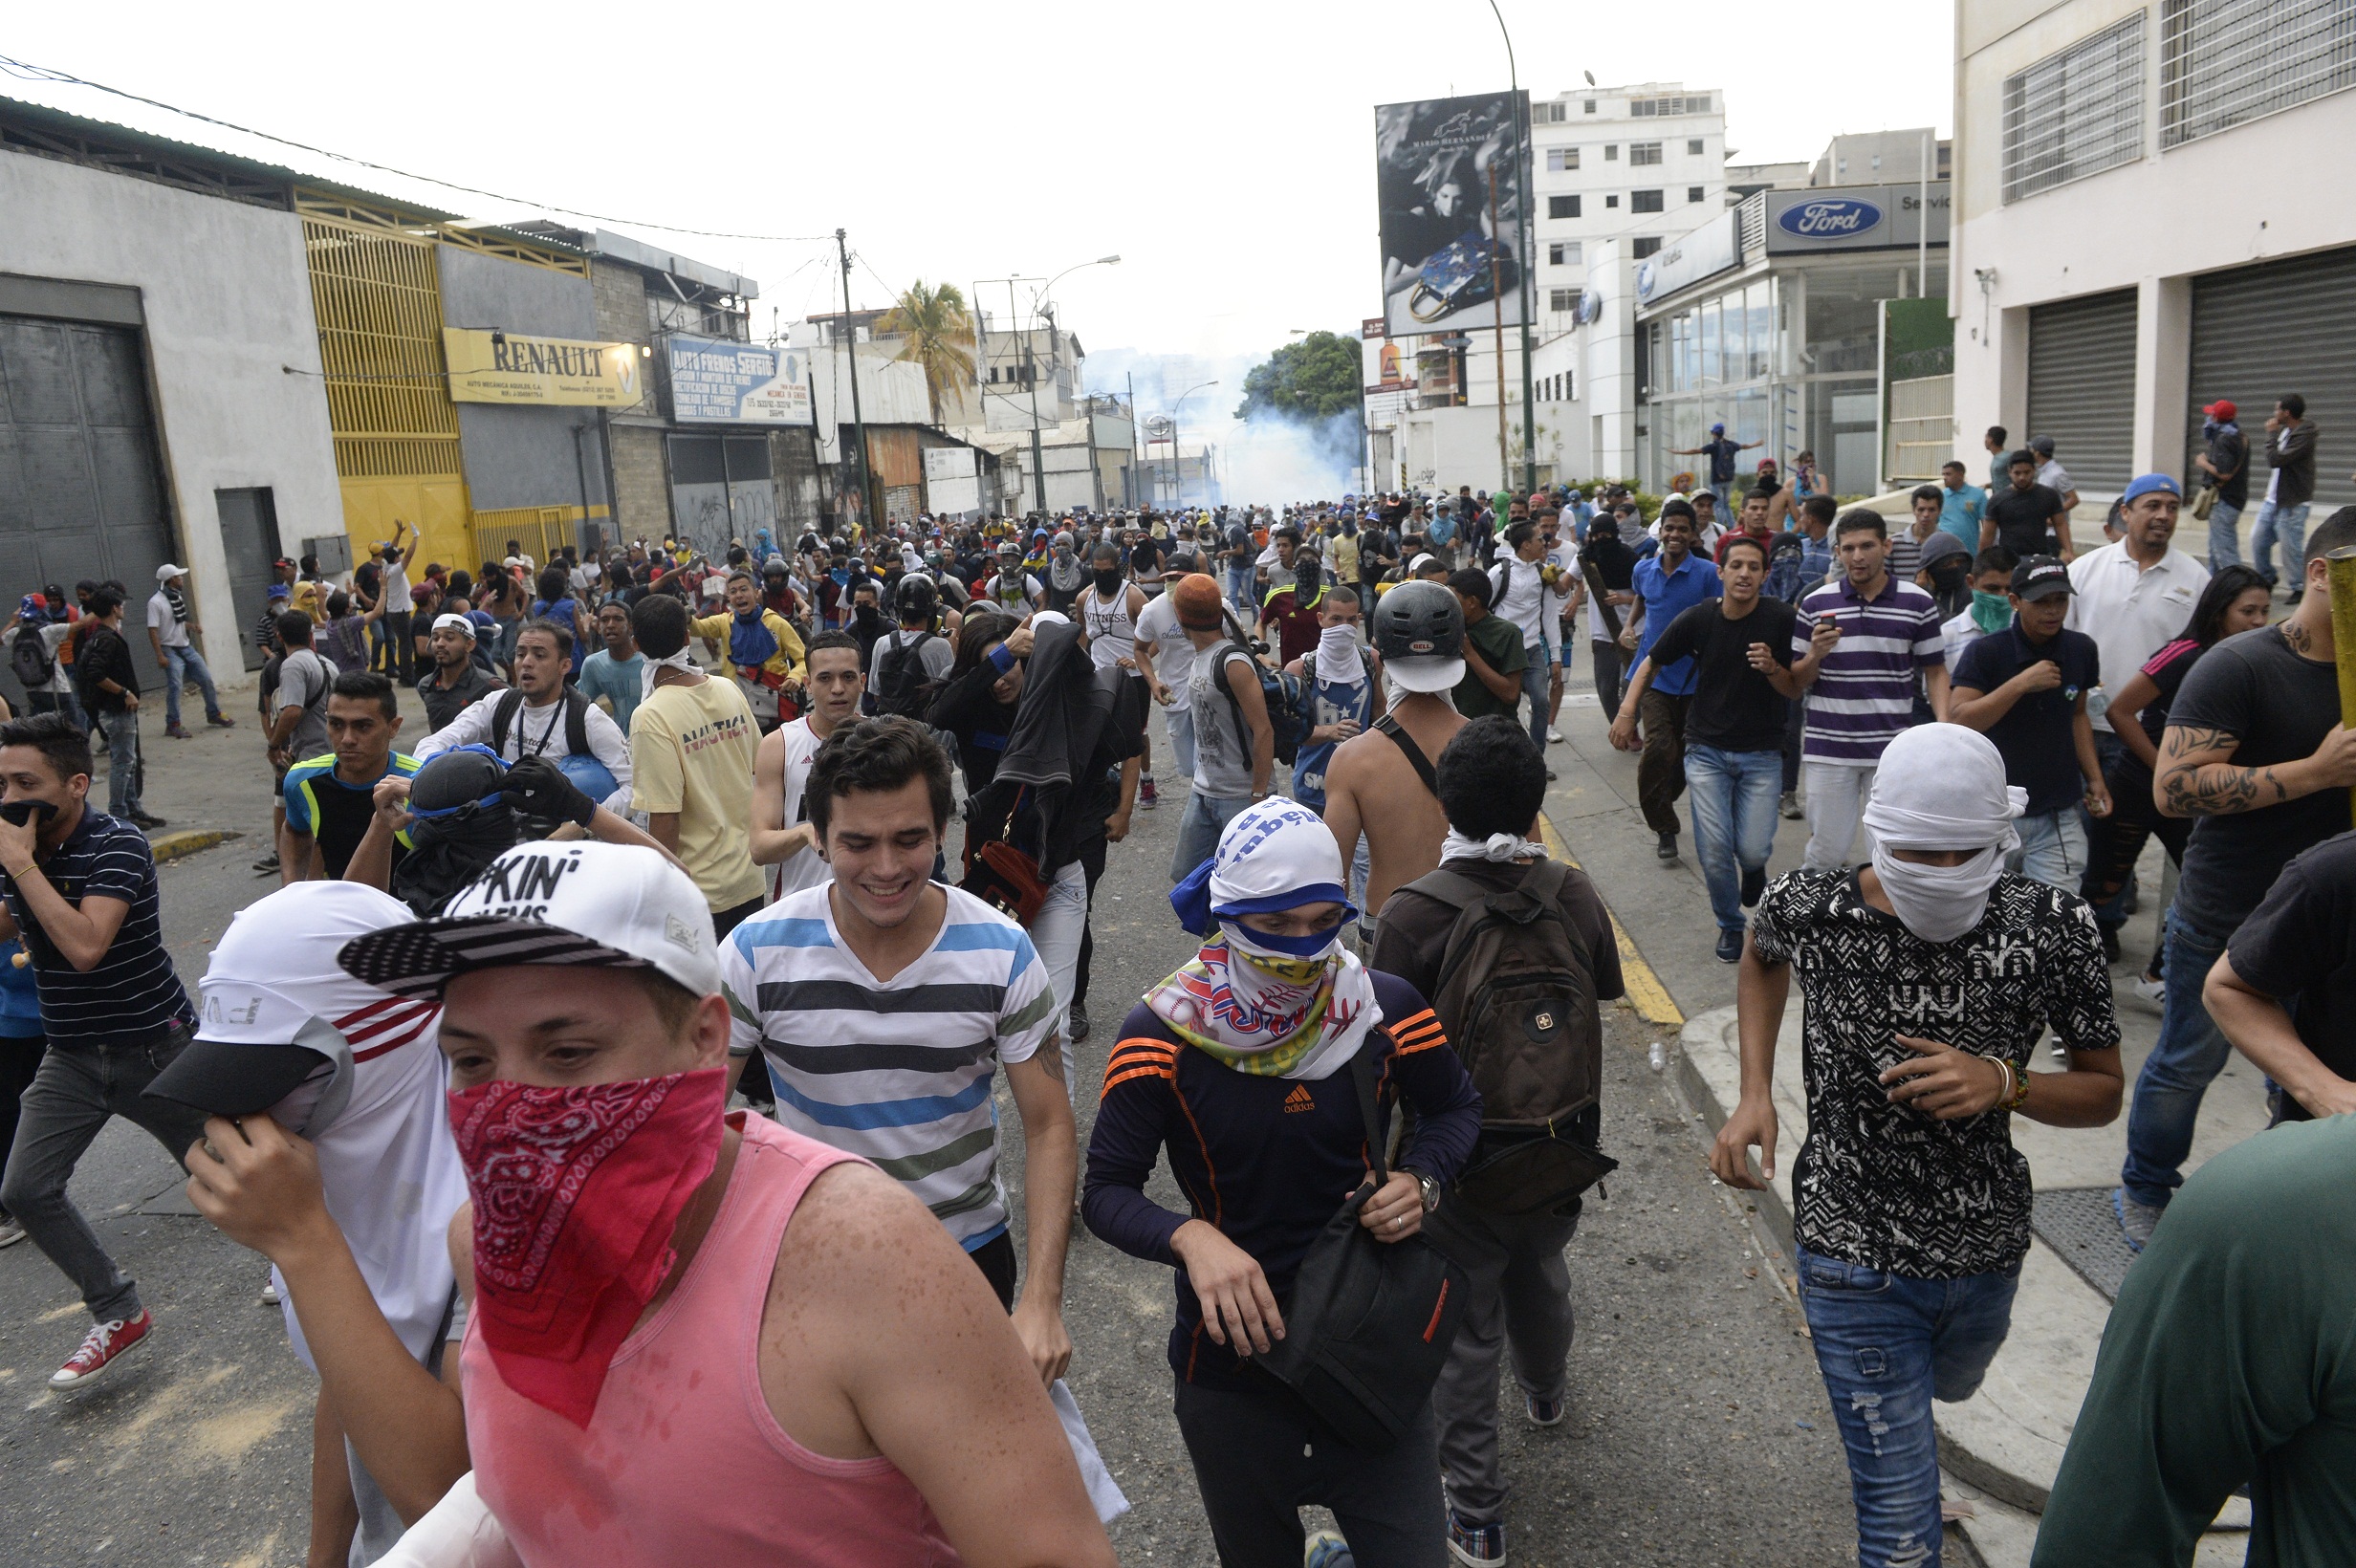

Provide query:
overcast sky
left=6, top=1, right=1952, bottom=393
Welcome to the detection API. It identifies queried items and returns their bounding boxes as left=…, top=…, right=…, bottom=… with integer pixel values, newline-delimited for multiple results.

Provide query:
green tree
left=877, top=280, right=976, bottom=426
left=1234, top=331, right=1364, bottom=423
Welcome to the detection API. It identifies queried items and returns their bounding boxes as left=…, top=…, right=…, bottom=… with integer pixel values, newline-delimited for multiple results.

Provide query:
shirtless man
left=335, top=841, right=1115, bottom=1568
left=1319, top=580, right=1469, bottom=941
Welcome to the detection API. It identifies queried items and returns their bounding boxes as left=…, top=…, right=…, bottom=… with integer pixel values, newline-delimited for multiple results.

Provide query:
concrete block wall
left=608, top=423, right=670, bottom=544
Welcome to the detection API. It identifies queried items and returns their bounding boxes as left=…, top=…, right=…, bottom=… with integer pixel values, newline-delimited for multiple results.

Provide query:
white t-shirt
left=1132, top=593, right=1199, bottom=712
left=381, top=558, right=410, bottom=610
left=145, top=589, right=191, bottom=650
left=769, top=717, right=832, bottom=903
left=1487, top=557, right=1550, bottom=651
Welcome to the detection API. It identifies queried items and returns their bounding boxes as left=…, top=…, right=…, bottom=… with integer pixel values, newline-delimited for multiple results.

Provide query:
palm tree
left=877, top=281, right=976, bottom=426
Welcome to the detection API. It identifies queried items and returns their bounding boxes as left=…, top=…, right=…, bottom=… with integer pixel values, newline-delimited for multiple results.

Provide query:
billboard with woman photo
left=1375, top=91, right=1529, bottom=338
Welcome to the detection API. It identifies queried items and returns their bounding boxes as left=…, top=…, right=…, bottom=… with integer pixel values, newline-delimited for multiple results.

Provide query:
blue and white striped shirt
left=719, top=883, right=1057, bottom=1250
left=1793, top=574, right=1946, bottom=765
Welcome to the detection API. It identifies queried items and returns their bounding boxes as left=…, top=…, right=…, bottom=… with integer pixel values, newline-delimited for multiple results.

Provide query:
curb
left=1535, top=812, right=1684, bottom=1030
left=149, top=828, right=241, bottom=864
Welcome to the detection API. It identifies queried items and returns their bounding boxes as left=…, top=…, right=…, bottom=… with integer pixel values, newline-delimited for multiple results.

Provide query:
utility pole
left=1010, top=280, right=1046, bottom=518
left=1126, top=371, right=1139, bottom=507
left=835, top=228, right=877, bottom=537
left=1485, top=1, right=1538, bottom=492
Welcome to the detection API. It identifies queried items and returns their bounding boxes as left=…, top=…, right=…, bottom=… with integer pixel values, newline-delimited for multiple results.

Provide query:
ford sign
left=1575, top=287, right=1603, bottom=325
left=1778, top=198, right=1884, bottom=239
left=1634, top=259, right=1660, bottom=300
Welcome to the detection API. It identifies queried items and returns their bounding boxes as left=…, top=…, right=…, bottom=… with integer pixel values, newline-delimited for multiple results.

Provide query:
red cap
left=2203, top=400, right=2236, bottom=422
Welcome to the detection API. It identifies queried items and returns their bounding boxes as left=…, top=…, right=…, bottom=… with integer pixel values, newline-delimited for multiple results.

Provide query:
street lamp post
left=1170, top=380, right=1219, bottom=505
left=1486, top=0, right=1539, bottom=495
left=975, top=255, right=1120, bottom=522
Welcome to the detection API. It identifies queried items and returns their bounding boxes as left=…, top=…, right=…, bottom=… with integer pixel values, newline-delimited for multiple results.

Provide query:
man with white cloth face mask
left=1085, top=798, right=1484, bottom=1568
left=1710, top=724, right=2123, bottom=1568
left=146, top=881, right=469, bottom=1565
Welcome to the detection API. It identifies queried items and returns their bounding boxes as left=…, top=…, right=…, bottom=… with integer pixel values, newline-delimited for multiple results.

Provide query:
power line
left=0, top=54, right=837, bottom=246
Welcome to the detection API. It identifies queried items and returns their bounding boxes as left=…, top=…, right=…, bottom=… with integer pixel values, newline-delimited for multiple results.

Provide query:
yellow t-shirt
left=628, top=676, right=767, bottom=913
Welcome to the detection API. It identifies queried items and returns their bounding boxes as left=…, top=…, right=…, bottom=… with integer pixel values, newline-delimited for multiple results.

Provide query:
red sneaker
left=50, top=1310, right=152, bottom=1388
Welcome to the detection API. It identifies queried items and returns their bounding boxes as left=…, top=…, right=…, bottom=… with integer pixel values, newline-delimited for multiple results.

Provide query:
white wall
left=1581, top=242, right=1643, bottom=479
left=0, top=149, right=342, bottom=684
left=1952, top=0, right=2356, bottom=482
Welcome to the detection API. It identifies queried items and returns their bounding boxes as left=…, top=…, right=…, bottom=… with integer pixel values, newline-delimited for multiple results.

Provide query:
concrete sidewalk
left=1538, top=682, right=2264, bottom=1566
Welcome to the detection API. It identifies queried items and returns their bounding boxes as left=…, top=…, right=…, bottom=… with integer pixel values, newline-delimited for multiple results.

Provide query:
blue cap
left=1711, top=422, right=1725, bottom=433
left=2121, top=473, right=2182, bottom=502
left=267, top=582, right=290, bottom=599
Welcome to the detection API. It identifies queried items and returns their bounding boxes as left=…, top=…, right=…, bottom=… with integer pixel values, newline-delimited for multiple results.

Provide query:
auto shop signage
left=1764, top=183, right=1950, bottom=254
left=443, top=329, right=641, bottom=405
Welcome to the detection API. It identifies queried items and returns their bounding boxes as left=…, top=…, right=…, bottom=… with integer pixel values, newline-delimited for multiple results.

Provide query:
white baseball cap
left=156, top=563, right=187, bottom=584
left=431, top=612, right=477, bottom=639
left=338, top=841, right=720, bottom=1000
left=148, top=882, right=441, bottom=1127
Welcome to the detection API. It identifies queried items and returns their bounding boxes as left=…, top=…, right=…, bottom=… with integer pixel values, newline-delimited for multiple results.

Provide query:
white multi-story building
left=1952, top=0, right=2356, bottom=521
left=1529, top=81, right=1728, bottom=332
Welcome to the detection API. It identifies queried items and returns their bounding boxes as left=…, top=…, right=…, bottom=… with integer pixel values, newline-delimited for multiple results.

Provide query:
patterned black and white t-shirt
left=1749, top=868, right=2119, bottom=1279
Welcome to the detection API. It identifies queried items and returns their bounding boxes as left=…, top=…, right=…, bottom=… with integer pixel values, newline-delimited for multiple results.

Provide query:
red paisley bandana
left=448, top=1067, right=728, bottom=1427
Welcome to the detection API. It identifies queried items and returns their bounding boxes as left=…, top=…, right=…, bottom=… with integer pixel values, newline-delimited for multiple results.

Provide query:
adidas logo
left=1282, top=1085, right=1316, bottom=1114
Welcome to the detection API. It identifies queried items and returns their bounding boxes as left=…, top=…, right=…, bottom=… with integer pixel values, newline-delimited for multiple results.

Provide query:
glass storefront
left=1640, top=259, right=1945, bottom=499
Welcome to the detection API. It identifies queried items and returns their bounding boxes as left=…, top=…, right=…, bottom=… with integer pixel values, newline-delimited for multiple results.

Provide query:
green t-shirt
left=2033, top=1115, right=2356, bottom=1567
left=1454, top=613, right=1529, bottom=721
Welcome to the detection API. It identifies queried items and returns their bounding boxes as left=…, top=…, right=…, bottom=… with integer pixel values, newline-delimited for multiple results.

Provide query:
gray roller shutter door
left=0, top=316, right=174, bottom=705
left=2187, top=245, right=2356, bottom=516
left=2026, top=289, right=2137, bottom=496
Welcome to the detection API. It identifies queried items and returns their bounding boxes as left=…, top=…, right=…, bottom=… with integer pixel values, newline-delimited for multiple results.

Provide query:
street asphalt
left=0, top=690, right=1891, bottom=1565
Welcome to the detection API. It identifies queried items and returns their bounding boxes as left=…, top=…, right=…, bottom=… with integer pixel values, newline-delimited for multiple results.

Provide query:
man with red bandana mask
left=334, top=840, right=1115, bottom=1568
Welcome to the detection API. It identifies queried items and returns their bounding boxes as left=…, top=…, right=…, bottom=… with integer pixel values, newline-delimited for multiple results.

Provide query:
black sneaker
left=2099, top=924, right=2122, bottom=964
left=1655, top=832, right=1678, bottom=861
left=130, top=811, right=168, bottom=830
left=1715, top=927, right=1744, bottom=964
left=1067, top=1001, right=1091, bottom=1043
left=1740, top=866, right=1767, bottom=907
left=251, top=852, right=280, bottom=875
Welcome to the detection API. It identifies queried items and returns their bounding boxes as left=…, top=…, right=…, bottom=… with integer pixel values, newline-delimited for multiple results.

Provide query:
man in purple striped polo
left=1786, top=511, right=1951, bottom=868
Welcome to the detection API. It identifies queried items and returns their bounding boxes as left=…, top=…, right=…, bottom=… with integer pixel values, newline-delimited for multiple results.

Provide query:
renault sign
left=444, top=329, right=641, bottom=406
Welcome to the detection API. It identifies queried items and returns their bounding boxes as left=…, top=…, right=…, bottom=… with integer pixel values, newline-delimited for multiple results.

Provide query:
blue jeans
left=1797, top=1247, right=2020, bottom=1568
left=2121, top=906, right=2235, bottom=1209
left=2009, top=809, right=2087, bottom=892
left=1684, top=743, right=1781, bottom=931
left=104, top=707, right=142, bottom=817
left=1520, top=641, right=1553, bottom=752
left=2250, top=499, right=2311, bottom=585
left=1227, top=563, right=1255, bottom=614
left=1172, top=789, right=1252, bottom=882
left=161, top=643, right=223, bottom=729
left=2204, top=499, right=2242, bottom=573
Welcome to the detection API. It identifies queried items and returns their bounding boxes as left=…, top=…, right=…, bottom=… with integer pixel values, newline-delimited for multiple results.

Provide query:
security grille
left=2027, top=289, right=2139, bottom=493
left=2002, top=12, right=2146, bottom=203
left=2162, top=0, right=2356, bottom=147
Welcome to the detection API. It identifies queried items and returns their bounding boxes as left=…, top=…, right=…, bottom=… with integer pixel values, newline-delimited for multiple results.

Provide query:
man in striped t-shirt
left=721, top=717, right=1079, bottom=1383
left=1788, top=511, right=1951, bottom=869
left=0, top=712, right=209, bottom=1388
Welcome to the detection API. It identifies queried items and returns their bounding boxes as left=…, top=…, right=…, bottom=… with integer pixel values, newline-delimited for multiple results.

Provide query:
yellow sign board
left=443, top=329, right=642, bottom=406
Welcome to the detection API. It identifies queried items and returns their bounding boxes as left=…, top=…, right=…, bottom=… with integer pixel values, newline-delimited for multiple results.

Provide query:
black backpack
left=11, top=624, right=53, bottom=690
left=490, top=687, right=591, bottom=758
left=872, top=630, right=943, bottom=719
left=1399, top=860, right=1618, bottom=1214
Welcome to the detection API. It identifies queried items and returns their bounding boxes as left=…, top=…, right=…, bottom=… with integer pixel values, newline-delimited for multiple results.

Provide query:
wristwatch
left=1411, top=1170, right=1442, bottom=1213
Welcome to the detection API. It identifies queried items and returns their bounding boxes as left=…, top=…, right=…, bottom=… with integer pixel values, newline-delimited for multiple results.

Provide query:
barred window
left=1548, top=194, right=1582, bottom=219
left=2162, top=0, right=2356, bottom=147
left=2003, top=12, right=2147, bottom=202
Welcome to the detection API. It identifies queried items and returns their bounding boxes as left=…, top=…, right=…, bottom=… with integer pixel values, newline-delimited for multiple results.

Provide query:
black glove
left=501, top=755, right=598, bottom=829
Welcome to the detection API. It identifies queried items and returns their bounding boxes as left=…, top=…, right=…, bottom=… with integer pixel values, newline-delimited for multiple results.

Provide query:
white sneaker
left=1545, top=727, right=1563, bottom=743
left=260, top=1273, right=280, bottom=1305
left=0, top=1213, right=26, bottom=1249
left=2129, top=975, right=2165, bottom=1011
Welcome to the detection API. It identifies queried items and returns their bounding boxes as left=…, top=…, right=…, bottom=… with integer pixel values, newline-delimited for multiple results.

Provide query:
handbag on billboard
left=1408, top=231, right=1518, bottom=323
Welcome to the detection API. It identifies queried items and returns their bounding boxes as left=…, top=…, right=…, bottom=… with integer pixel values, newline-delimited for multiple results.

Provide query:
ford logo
left=1635, top=259, right=1659, bottom=299
left=1576, top=287, right=1603, bottom=324
left=1778, top=198, right=1884, bottom=238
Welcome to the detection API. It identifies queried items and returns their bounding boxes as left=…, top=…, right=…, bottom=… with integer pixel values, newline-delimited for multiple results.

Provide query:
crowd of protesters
left=0, top=390, right=2351, bottom=1568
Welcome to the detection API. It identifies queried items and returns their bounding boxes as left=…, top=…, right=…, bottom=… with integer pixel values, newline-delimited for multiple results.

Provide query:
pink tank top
left=465, top=1112, right=959, bottom=1566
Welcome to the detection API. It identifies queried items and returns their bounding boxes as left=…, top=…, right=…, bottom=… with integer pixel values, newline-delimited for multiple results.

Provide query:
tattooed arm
left=2153, top=721, right=2356, bottom=818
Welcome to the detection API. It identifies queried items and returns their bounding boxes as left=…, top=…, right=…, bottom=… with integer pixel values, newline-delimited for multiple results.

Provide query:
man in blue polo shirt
left=1950, top=556, right=2110, bottom=889
left=1621, top=500, right=1721, bottom=860
left=1938, top=461, right=1988, bottom=549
